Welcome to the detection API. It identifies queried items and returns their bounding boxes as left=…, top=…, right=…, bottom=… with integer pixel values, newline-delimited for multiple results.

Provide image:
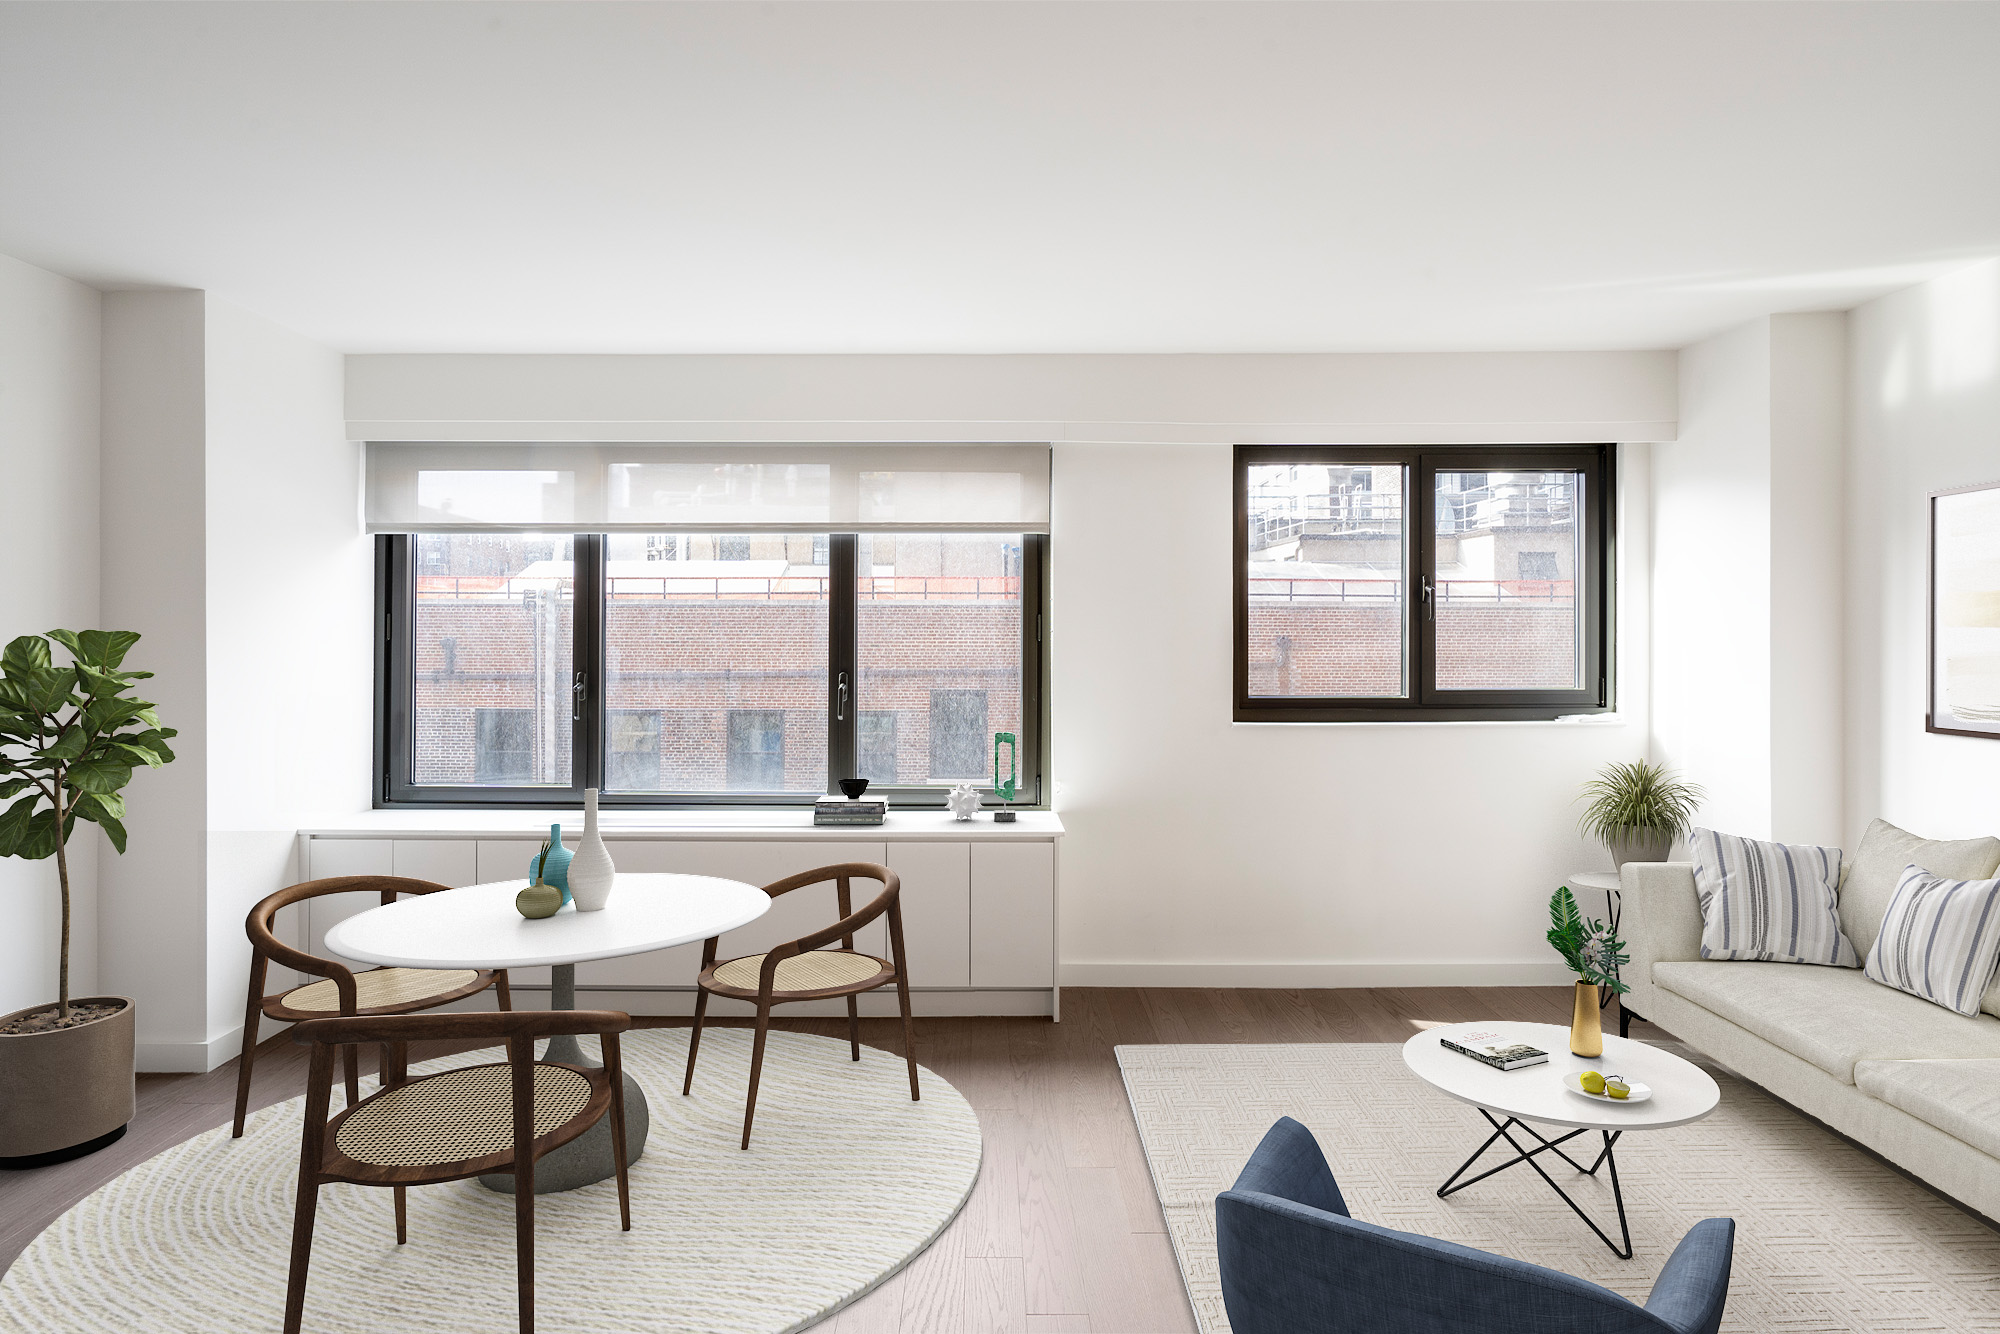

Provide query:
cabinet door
left=393, top=840, right=478, bottom=889
left=969, top=842, right=1056, bottom=988
left=476, top=840, right=543, bottom=887
left=304, top=839, right=394, bottom=968
left=887, top=843, right=970, bottom=987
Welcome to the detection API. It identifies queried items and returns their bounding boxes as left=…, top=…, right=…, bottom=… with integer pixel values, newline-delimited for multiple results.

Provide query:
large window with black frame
left=1233, top=444, right=1613, bottom=722
left=378, top=530, right=1045, bottom=807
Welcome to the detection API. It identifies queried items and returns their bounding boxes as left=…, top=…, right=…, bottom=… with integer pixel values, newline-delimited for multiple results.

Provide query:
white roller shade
left=364, top=442, right=1052, bottom=534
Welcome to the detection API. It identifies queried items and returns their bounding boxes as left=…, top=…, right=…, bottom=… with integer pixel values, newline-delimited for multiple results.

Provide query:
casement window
left=371, top=443, right=1048, bottom=808
left=1233, top=444, right=1613, bottom=722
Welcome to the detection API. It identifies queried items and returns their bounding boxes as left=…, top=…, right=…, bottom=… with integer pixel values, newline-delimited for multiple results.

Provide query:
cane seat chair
left=281, top=1009, right=633, bottom=1334
left=234, top=875, right=513, bottom=1137
left=682, top=861, right=919, bottom=1148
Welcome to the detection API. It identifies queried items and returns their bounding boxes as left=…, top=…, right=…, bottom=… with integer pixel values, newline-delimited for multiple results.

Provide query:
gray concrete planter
left=1606, top=828, right=1675, bottom=866
left=0, top=996, right=136, bottom=1168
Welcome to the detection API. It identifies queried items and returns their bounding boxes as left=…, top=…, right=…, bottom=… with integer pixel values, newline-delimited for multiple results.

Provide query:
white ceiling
left=2, top=2, right=1997, bottom=354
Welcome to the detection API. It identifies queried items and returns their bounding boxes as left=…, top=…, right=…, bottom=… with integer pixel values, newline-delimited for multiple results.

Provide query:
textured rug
left=1, top=1028, right=981, bottom=1333
left=1117, top=1042, right=2000, bottom=1334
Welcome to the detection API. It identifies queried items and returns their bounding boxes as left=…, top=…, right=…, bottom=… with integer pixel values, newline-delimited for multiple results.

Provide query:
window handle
left=572, top=671, right=586, bottom=722
left=1420, top=574, right=1435, bottom=622
left=836, top=672, right=848, bottom=722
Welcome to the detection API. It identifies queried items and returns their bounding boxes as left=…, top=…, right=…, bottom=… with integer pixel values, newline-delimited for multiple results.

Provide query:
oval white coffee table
left=1403, top=1021, right=1720, bottom=1258
left=327, top=873, right=770, bottom=1192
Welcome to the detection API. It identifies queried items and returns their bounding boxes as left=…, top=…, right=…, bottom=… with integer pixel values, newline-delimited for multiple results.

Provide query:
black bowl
left=839, top=778, right=870, bottom=800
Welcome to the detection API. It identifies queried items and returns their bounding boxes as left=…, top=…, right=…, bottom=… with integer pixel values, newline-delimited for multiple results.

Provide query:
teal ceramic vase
left=530, top=824, right=573, bottom=905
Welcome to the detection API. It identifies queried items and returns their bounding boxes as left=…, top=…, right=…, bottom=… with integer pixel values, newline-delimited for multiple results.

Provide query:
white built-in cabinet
left=296, top=814, right=1062, bottom=1018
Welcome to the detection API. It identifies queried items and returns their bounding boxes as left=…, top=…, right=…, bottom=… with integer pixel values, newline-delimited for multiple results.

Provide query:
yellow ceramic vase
left=1569, top=980, right=1604, bottom=1057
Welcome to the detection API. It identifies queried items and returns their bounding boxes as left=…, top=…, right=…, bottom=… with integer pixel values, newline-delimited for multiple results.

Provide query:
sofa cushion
left=1840, top=819, right=2000, bottom=960
left=1689, top=828, right=1855, bottom=966
left=1854, top=1059, right=2000, bottom=1162
left=1862, top=864, right=2000, bottom=1016
left=1652, top=959, right=2000, bottom=1083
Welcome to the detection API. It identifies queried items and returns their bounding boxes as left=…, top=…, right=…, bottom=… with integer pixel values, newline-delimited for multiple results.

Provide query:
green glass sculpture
left=992, top=731, right=1017, bottom=802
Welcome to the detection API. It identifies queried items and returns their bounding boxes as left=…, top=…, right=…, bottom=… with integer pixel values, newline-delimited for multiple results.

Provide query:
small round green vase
left=516, top=882, right=563, bottom=919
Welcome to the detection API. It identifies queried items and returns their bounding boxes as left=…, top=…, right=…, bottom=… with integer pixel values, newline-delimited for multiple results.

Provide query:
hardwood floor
left=0, top=985, right=1587, bottom=1332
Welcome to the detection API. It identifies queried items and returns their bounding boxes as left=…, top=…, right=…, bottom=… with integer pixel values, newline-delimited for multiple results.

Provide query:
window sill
left=299, top=807, right=1064, bottom=840
left=1232, top=713, right=1628, bottom=728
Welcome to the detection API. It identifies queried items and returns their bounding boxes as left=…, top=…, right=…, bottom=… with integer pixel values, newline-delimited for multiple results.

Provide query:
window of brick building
left=473, top=708, right=535, bottom=784
left=606, top=710, right=661, bottom=790
left=1234, top=445, right=1612, bottom=722
left=857, top=711, right=899, bottom=785
left=725, top=709, right=786, bottom=789
left=928, top=690, right=990, bottom=780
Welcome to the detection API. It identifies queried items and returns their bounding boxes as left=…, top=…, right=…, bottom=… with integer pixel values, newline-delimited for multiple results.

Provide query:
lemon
left=1605, top=1077, right=1630, bottom=1100
left=1579, top=1070, right=1606, bottom=1094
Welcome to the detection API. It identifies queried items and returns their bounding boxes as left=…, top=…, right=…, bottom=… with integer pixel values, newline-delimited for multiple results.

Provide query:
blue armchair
left=1216, top=1117, right=1735, bottom=1334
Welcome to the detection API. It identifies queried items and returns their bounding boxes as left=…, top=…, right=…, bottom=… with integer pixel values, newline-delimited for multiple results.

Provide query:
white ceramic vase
left=567, top=788, right=616, bottom=911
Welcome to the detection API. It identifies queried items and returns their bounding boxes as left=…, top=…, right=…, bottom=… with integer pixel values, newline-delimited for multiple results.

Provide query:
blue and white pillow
left=1691, top=828, right=1858, bottom=966
left=1863, top=864, right=2000, bottom=1016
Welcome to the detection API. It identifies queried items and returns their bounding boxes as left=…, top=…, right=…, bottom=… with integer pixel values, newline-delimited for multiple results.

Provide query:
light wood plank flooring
left=0, top=986, right=1587, bottom=1332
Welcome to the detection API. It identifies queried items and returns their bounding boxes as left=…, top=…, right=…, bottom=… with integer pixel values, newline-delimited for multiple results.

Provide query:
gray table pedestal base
left=479, top=962, right=649, bottom=1194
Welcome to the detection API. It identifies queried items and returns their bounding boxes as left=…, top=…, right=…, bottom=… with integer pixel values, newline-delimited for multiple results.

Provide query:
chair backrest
left=1217, top=1118, right=1670, bottom=1334
left=754, top=861, right=903, bottom=957
left=244, top=875, right=456, bottom=975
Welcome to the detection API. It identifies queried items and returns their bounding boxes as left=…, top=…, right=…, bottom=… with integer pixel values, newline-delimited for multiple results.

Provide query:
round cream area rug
left=0, top=1028, right=982, bottom=1333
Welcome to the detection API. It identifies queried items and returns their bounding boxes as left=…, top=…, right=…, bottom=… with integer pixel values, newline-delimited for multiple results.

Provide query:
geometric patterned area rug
left=0, top=1028, right=981, bottom=1334
left=1117, top=1042, right=2000, bottom=1334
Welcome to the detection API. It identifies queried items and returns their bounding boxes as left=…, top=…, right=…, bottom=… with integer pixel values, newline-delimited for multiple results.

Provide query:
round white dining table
left=325, top=872, right=770, bottom=1192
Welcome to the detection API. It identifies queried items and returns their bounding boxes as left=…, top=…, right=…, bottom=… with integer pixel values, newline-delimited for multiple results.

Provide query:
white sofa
left=1620, top=820, right=2000, bottom=1223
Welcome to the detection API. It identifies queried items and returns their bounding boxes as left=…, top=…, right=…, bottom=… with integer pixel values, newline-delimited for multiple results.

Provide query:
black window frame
left=375, top=531, right=1048, bottom=808
left=1233, top=444, right=1614, bottom=723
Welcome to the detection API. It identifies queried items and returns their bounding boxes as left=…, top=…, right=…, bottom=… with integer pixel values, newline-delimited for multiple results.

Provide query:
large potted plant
left=0, top=631, right=175, bottom=1166
left=1577, top=759, right=1704, bottom=866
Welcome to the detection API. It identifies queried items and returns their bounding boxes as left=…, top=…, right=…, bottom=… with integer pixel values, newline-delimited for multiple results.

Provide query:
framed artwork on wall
left=1929, top=480, right=2000, bottom=739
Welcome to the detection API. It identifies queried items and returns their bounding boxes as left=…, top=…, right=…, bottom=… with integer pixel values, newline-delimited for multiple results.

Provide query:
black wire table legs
left=1436, top=1108, right=1633, bottom=1258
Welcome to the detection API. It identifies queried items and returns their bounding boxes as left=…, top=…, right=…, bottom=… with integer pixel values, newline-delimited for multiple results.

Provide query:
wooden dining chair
left=282, top=1008, right=632, bottom=1334
left=234, top=875, right=513, bottom=1137
left=681, top=861, right=918, bottom=1148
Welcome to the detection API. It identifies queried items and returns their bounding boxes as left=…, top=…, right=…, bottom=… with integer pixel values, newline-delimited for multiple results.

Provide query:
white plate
left=1564, top=1071, right=1653, bottom=1104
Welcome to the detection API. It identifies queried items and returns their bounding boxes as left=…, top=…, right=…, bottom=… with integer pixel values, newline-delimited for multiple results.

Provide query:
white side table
left=1403, top=1021, right=1720, bottom=1258
left=327, top=873, right=770, bottom=1191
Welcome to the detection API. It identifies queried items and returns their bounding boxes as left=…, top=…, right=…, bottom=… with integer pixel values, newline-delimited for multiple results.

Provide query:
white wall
left=98, top=290, right=356, bottom=1069
left=346, top=349, right=1672, bottom=984
left=345, top=350, right=1677, bottom=445
left=0, top=254, right=101, bottom=1016
left=1653, top=314, right=1846, bottom=847
left=1847, top=259, right=2000, bottom=843
left=99, top=291, right=209, bottom=1061
left=202, top=298, right=363, bottom=1045
left=1054, top=441, right=1652, bottom=986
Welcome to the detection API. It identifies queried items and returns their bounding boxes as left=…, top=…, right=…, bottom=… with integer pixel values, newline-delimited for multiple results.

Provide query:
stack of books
left=813, top=797, right=887, bottom=827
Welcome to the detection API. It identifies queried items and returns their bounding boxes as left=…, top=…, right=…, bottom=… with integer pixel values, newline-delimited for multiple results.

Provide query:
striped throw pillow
left=1863, top=864, right=2000, bottom=1016
left=1691, top=828, right=1858, bottom=966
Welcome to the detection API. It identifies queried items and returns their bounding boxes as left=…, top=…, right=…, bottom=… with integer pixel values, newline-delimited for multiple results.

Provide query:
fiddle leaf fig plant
left=0, top=631, right=176, bottom=1020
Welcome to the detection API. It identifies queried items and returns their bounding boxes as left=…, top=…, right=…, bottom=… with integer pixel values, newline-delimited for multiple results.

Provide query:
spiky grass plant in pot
left=1577, top=759, right=1704, bottom=866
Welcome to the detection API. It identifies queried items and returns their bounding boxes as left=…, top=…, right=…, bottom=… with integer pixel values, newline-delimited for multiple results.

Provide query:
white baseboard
left=1058, top=961, right=1579, bottom=989
left=138, top=1024, right=246, bottom=1074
